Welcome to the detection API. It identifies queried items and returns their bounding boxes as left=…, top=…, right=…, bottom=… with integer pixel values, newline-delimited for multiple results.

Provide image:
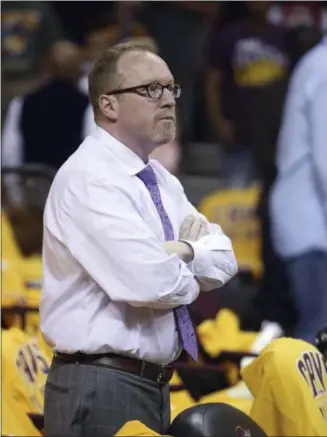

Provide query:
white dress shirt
left=40, top=126, right=237, bottom=365
left=270, top=37, right=327, bottom=258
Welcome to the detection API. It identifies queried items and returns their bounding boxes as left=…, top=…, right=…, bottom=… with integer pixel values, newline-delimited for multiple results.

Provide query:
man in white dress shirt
left=270, top=35, right=327, bottom=344
left=41, top=40, right=238, bottom=437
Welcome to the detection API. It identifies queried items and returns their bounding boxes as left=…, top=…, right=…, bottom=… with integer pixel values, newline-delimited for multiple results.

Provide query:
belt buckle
left=157, top=366, right=165, bottom=383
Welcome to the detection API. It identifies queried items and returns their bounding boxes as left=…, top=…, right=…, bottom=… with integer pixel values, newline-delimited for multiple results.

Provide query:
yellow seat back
left=2, top=210, right=42, bottom=333
left=199, top=186, right=263, bottom=278
left=1, top=386, right=41, bottom=436
left=1, top=210, right=28, bottom=330
left=2, top=327, right=51, bottom=415
left=2, top=210, right=22, bottom=260
left=1, top=255, right=26, bottom=308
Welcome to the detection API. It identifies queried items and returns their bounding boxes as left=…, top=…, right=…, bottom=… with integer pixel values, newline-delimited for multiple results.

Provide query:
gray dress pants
left=44, top=357, right=171, bottom=437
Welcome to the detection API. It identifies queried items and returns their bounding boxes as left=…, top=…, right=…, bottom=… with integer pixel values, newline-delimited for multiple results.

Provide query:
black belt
left=54, top=352, right=174, bottom=385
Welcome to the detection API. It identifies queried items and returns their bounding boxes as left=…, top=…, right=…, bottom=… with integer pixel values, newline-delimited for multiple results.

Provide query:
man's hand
left=163, top=216, right=210, bottom=265
left=179, top=215, right=209, bottom=241
left=163, top=241, right=194, bottom=263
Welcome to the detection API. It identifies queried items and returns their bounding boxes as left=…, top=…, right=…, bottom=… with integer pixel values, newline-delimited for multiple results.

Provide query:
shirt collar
left=93, top=126, right=147, bottom=176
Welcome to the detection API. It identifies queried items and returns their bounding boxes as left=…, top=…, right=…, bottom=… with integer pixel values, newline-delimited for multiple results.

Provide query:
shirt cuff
left=180, top=234, right=236, bottom=291
left=194, top=234, right=233, bottom=251
left=181, top=234, right=233, bottom=269
left=180, top=240, right=208, bottom=273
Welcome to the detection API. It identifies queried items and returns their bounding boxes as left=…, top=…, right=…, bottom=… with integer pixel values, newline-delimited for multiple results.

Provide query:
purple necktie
left=137, top=165, right=198, bottom=362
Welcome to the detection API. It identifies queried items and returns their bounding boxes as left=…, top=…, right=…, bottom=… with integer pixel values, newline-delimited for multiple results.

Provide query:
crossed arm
left=52, top=173, right=237, bottom=310
left=166, top=171, right=238, bottom=290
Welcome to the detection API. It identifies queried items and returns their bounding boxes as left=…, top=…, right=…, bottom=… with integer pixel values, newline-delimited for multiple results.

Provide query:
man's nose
left=161, top=87, right=176, bottom=107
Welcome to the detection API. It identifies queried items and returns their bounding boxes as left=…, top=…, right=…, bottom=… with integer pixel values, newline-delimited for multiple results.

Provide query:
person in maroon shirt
left=206, top=1, right=289, bottom=180
left=205, top=1, right=296, bottom=333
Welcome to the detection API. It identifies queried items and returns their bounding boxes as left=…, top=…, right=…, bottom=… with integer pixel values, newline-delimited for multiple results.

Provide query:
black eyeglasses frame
left=104, top=82, right=182, bottom=100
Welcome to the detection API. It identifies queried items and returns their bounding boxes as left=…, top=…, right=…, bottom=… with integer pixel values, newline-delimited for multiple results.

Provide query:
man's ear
left=98, top=94, right=119, bottom=120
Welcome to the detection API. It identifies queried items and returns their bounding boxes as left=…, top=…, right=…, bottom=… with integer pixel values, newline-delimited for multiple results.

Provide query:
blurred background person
left=205, top=0, right=295, bottom=333
left=286, top=24, right=322, bottom=70
left=2, top=40, right=92, bottom=174
left=2, top=40, right=93, bottom=211
left=205, top=0, right=289, bottom=186
left=78, top=27, right=116, bottom=95
left=253, top=23, right=321, bottom=336
left=270, top=34, right=327, bottom=344
left=1, top=1, right=64, bottom=120
left=77, top=3, right=151, bottom=94
left=80, top=33, right=159, bottom=95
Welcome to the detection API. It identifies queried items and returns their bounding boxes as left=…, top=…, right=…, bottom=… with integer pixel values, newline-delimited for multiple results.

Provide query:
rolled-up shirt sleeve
left=171, top=177, right=238, bottom=290
left=57, top=173, right=200, bottom=309
left=185, top=221, right=238, bottom=290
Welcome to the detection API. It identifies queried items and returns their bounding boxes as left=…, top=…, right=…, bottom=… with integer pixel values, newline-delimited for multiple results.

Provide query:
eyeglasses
left=105, top=82, right=182, bottom=100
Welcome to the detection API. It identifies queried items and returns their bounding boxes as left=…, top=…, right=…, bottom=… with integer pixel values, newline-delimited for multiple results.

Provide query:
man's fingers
left=181, top=215, right=195, bottom=228
left=198, top=219, right=209, bottom=238
left=179, top=215, right=195, bottom=238
left=188, top=216, right=202, bottom=240
left=180, top=215, right=210, bottom=240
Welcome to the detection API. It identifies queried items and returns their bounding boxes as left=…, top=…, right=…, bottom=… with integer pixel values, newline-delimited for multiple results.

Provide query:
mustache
left=156, top=114, right=176, bottom=121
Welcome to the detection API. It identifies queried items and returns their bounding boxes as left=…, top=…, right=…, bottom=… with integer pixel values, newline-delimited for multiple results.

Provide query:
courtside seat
left=168, top=403, right=266, bottom=437
left=2, top=385, right=41, bottom=436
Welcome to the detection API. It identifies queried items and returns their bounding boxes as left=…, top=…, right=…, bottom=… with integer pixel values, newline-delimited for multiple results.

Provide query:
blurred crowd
left=2, top=0, right=327, bottom=344
left=2, top=1, right=326, bottom=168
left=2, top=1, right=326, bottom=166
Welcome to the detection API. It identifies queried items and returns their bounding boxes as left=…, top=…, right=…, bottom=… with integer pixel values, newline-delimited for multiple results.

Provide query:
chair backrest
left=2, top=211, right=43, bottom=281
left=2, top=210, right=42, bottom=333
left=2, top=164, right=55, bottom=211
left=168, top=403, right=267, bottom=437
left=1, top=252, right=26, bottom=309
left=198, top=185, right=262, bottom=279
left=23, top=271, right=42, bottom=336
left=2, top=210, right=22, bottom=260
left=2, top=164, right=55, bottom=256
left=1, top=327, right=51, bottom=415
left=242, top=338, right=327, bottom=436
left=2, top=210, right=27, bottom=330
left=1, top=386, right=41, bottom=436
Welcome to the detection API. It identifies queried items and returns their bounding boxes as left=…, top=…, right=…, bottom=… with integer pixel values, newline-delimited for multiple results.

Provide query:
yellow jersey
left=242, top=337, right=327, bottom=436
